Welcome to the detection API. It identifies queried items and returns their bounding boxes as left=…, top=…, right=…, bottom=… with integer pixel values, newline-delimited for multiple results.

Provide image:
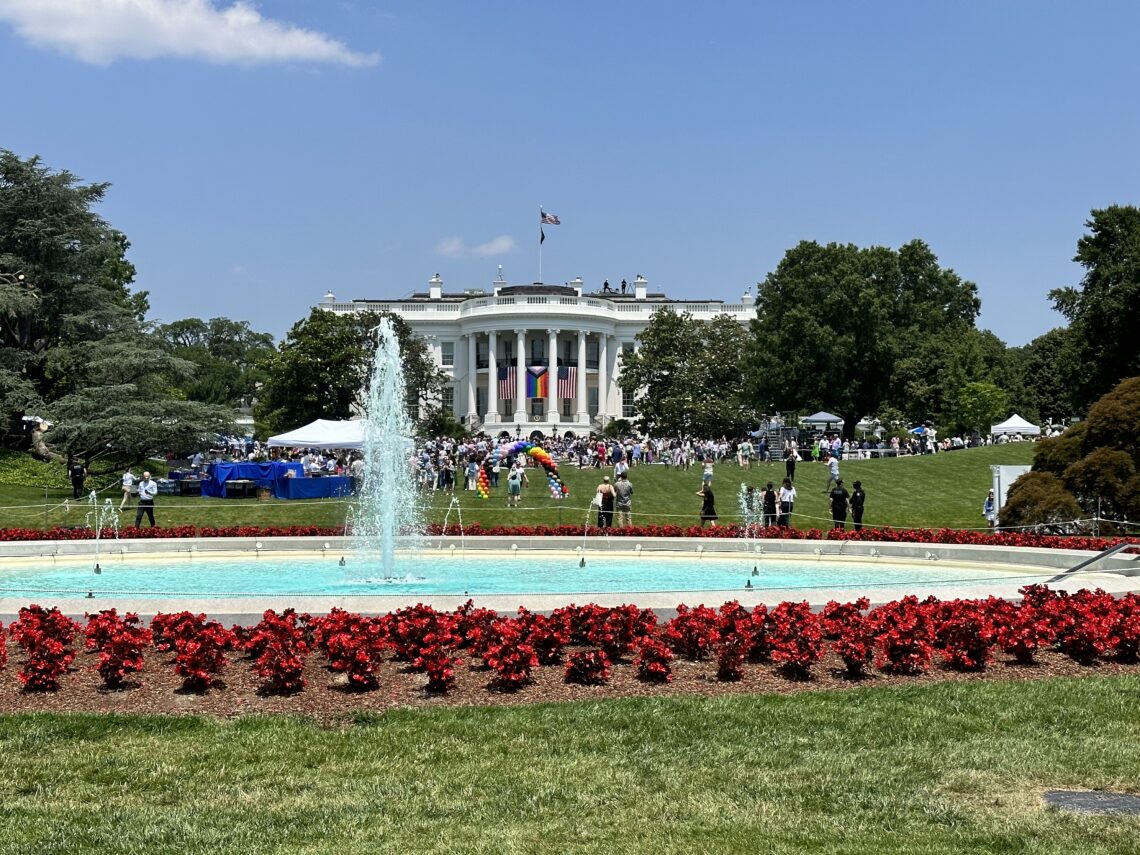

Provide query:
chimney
left=429, top=273, right=442, bottom=300
left=571, top=276, right=583, bottom=296
left=742, top=285, right=756, bottom=308
left=634, top=274, right=648, bottom=300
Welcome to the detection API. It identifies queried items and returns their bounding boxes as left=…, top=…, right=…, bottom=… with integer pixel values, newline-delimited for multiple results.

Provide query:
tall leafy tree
left=617, top=310, right=756, bottom=436
left=0, top=151, right=230, bottom=467
left=745, top=239, right=980, bottom=438
left=1050, top=205, right=1140, bottom=412
left=255, top=309, right=445, bottom=434
left=155, top=317, right=275, bottom=406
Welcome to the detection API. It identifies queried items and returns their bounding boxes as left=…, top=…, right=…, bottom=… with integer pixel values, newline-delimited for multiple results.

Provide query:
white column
left=607, top=336, right=619, bottom=420
left=598, top=334, right=608, bottom=420
left=576, top=330, right=588, bottom=423
left=513, top=328, right=526, bottom=423
left=546, top=328, right=559, bottom=423
left=487, top=330, right=498, bottom=423
left=465, top=333, right=477, bottom=421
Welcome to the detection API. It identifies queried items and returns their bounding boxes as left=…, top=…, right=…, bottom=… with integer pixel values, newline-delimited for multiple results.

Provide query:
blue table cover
left=202, top=461, right=304, bottom=498
left=274, top=475, right=354, bottom=500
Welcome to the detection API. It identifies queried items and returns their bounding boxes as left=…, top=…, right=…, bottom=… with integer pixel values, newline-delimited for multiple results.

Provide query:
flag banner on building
left=540, top=210, right=560, bottom=225
left=526, top=366, right=548, bottom=398
left=498, top=365, right=516, bottom=400
left=557, top=366, right=577, bottom=398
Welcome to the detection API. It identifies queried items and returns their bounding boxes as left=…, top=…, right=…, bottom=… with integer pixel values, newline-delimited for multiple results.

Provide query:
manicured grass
left=0, top=676, right=1136, bottom=853
left=0, top=444, right=1035, bottom=533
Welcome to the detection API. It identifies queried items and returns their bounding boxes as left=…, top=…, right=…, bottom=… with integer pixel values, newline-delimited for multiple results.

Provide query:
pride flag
left=526, top=366, right=548, bottom=398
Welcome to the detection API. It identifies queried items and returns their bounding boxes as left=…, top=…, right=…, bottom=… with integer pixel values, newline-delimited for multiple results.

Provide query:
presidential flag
left=497, top=365, right=516, bottom=400
left=557, top=366, right=577, bottom=399
left=526, top=366, right=548, bottom=398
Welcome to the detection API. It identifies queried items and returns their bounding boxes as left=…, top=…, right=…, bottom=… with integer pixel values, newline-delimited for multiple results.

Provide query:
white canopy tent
left=266, top=419, right=365, bottom=450
left=990, top=414, right=1041, bottom=437
left=800, top=411, right=844, bottom=429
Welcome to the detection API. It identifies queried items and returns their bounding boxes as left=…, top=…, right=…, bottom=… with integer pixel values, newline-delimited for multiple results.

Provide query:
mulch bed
left=2, top=647, right=1138, bottom=726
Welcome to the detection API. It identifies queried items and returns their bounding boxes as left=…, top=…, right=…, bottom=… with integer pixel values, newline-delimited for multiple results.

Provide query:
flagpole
left=538, top=205, right=543, bottom=284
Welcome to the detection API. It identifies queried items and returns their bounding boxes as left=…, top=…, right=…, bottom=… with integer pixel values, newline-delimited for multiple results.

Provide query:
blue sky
left=2, top=1, right=1138, bottom=346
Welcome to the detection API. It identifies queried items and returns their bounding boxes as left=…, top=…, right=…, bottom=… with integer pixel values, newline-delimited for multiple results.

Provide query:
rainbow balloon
left=485, top=440, right=568, bottom=500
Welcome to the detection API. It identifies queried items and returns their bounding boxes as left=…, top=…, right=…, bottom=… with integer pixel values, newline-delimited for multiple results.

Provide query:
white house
left=320, top=271, right=755, bottom=437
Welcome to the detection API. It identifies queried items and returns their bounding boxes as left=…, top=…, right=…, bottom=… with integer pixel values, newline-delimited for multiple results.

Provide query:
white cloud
left=473, top=235, right=516, bottom=256
left=0, top=0, right=379, bottom=67
left=435, top=235, right=516, bottom=259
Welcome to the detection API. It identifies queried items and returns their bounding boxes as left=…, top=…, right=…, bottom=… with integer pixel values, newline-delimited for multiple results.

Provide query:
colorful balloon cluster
left=477, top=440, right=569, bottom=500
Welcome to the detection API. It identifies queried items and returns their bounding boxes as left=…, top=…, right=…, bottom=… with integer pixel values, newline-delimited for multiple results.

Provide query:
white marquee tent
left=800, top=411, right=844, bottom=427
left=989, top=414, right=1041, bottom=437
left=266, top=419, right=365, bottom=450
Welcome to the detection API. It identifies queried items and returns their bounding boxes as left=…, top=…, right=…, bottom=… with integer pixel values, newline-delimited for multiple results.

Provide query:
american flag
left=498, top=365, right=516, bottom=400
left=540, top=210, right=560, bottom=225
left=557, top=366, right=576, bottom=399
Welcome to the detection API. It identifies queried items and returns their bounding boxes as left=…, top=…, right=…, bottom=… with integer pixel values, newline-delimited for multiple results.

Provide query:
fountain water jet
left=356, top=318, right=421, bottom=576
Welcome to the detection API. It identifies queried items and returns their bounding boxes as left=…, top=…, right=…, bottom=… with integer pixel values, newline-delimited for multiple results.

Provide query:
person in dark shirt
left=761, top=481, right=778, bottom=528
left=829, top=479, right=851, bottom=530
left=850, top=480, right=866, bottom=530
left=696, top=485, right=717, bottom=527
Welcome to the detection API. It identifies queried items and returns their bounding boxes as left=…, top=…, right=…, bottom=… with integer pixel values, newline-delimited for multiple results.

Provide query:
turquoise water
left=0, top=553, right=1018, bottom=599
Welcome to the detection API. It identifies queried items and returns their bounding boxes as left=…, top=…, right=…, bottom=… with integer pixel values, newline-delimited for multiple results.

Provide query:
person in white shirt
left=120, top=468, right=135, bottom=510
left=134, top=471, right=158, bottom=528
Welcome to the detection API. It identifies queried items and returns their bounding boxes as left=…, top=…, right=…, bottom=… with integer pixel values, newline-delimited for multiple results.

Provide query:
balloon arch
left=476, top=440, right=569, bottom=500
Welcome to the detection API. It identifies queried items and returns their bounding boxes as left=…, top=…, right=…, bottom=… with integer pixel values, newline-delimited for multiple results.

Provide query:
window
left=586, top=339, right=600, bottom=370
left=405, top=388, right=420, bottom=421
left=562, top=341, right=577, bottom=367
left=588, top=388, right=599, bottom=417
left=530, top=338, right=545, bottom=364
left=440, top=341, right=455, bottom=367
left=622, top=389, right=635, bottom=418
left=476, top=387, right=487, bottom=418
left=622, top=341, right=635, bottom=356
left=441, top=386, right=454, bottom=415
left=530, top=399, right=545, bottom=418
left=501, top=340, right=514, bottom=363
left=476, top=340, right=488, bottom=370
left=562, top=398, right=573, bottom=418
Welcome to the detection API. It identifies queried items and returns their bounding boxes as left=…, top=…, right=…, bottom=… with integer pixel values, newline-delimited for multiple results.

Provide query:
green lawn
left=0, top=444, right=1035, bottom=533
left=0, top=676, right=1136, bottom=854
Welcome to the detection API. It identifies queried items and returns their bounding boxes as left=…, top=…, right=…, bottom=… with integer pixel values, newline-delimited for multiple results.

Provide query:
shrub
left=767, top=601, right=823, bottom=679
left=85, top=609, right=151, bottom=689
left=9, top=604, right=80, bottom=691
left=634, top=637, right=673, bottom=683
left=516, top=610, right=570, bottom=665
left=870, top=596, right=935, bottom=675
left=0, top=620, right=5, bottom=672
left=246, top=609, right=310, bottom=694
left=820, top=598, right=871, bottom=641
left=715, top=601, right=755, bottom=681
left=587, top=604, right=654, bottom=661
left=453, top=600, right=499, bottom=655
left=662, top=604, right=720, bottom=661
left=312, top=609, right=387, bottom=690
left=482, top=619, right=537, bottom=690
left=830, top=609, right=876, bottom=677
left=564, top=649, right=612, bottom=685
left=151, top=612, right=205, bottom=654
left=551, top=604, right=605, bottom=645
left=933, top=599, right=996, bottom=671
left=995, top=602, right=1055, bottom=664
left=1111, top=593, right=1140, bottom=662
left=1048, top=588, right=1117, bottom=665
left=173, top=620, right=236, bottom=692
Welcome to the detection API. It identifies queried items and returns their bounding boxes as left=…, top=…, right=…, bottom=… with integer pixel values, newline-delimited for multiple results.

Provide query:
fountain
left=355, top=318, right=421, bottom=576
left=84, top=492, right=121, bottom=572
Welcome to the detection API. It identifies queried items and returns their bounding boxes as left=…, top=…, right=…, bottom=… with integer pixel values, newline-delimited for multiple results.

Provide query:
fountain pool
left=0, top=549, right=1120, bottom=601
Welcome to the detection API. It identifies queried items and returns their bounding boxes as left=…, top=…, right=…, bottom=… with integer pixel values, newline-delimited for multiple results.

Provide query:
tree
left=953, top=381, right=1009, bottom=436
left=617, top=310, right=757, bottom=437
left=745, top=239, right=981, bottom=439
left=1014, top=376, right=1140, bottom=533
left=155, top=317, right=274, bottom=406
left=0, top=150, right=231, bottom=468
left=1050, top=205, right=1140, bottom=412
left=254, top=309, right=445, bottom=434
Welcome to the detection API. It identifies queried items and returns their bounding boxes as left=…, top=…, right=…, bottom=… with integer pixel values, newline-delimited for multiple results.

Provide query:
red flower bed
left=4, top=585, right=1140, bottom=702
left=5, top=523, right=1137, bottom=555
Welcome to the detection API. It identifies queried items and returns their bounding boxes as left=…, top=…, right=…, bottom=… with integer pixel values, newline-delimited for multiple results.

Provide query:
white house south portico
left=321, top=272, right=754, bottom=436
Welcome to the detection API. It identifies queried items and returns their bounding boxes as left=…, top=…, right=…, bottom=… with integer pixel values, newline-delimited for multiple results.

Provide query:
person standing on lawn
left=829, top=478, right=851, bottom=530
left=696, top=483, right=717, bottom=527
left=824, top=452, right=840, bottom=493
left=119, top=467, right=135, bottom=510
left=134, top=471, right=158, bottom=528
left=851, top=480, right=866, bottom=530
left=613, top=471, right=634, bottom=528
left=778, top=477, right=797, bottom=528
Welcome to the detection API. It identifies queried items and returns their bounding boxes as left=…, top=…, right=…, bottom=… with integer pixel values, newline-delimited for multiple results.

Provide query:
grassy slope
left=0, top=677, right=1136, bottom=854
left=0, top=444, right=1035, bottom=533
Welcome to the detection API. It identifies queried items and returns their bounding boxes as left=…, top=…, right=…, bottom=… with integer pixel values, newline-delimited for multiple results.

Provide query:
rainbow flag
left=526, top=366, right=548, bottom=398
